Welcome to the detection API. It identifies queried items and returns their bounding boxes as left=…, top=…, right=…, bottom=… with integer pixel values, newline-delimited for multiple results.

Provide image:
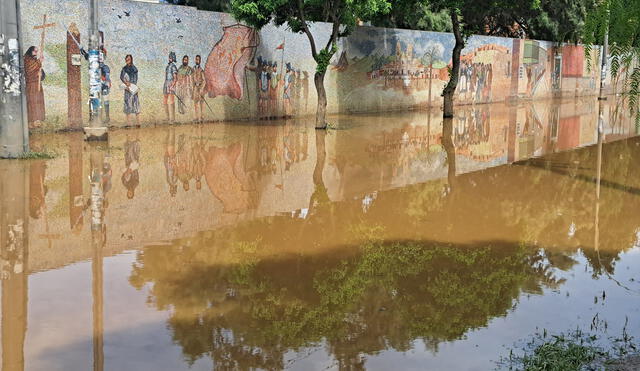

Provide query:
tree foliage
left=583, top=0, right=640, bottom=124
left=230, top=0, right=391, bottom=128
left=370, top=1, right=452, bottom=32
left=525, top=0, right=595, bottom=43
left=230, top=0, right=391, bottom=70
left=162, top=0, right=232, bottom=12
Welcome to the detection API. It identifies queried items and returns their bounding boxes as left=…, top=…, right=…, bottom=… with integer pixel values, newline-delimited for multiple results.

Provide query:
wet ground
left=1, top=97, right=639, bottom=371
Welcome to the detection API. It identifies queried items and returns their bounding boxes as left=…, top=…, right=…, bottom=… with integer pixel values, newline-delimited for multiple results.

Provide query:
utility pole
left=0, top=0, right=29, bottom=158
left=84, top=0, right=108, bottom=141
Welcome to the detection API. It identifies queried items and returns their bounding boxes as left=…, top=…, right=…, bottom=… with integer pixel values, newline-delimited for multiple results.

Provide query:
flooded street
left=1, top=97, right=640, bottom=371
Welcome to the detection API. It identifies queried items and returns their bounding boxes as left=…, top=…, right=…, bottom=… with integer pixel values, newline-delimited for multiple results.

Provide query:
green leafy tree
left=583, top=0, right=640, bottom=125
left=163, top=0, right=232, bottom=11
left=230, top=0, right=392, bottom=129
left=525, top=0, right=595, bottom=43
left=186, top=0, right=232, bottom=11
left=426, top=0, right=541, bottom=118
left=370, top=1, right=451, bottom=32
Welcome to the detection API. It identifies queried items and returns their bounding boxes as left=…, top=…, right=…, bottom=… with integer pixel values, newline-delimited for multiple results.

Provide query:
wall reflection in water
left=1, top=97, right=639, bottom=370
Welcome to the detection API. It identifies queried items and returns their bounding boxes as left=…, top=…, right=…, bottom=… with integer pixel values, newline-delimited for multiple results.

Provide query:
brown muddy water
left=1, top=97, right=639, bottom=371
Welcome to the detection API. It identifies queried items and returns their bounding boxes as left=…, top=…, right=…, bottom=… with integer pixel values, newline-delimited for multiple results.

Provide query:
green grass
left=499, top=322, right=638, bottom=371
left=520, top=335, right=603, bottom=371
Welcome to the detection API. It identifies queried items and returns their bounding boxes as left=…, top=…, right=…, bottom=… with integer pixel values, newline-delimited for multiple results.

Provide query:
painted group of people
left=115, top=51, right=207, bottom=127
left=24, top=41, right=133, bottom=127
left=163, top=129, right=206, bottom=197
left=163, top=52, right=207, bottom=124
left=257, top=124, right=309, bottom=175
left=459, top=61, right=494, bottom=103
left=22, top=42, right=313, bottom=128
left=161, top=124, right=311, bottom=209
left=249, top=56, right=309, bottom=119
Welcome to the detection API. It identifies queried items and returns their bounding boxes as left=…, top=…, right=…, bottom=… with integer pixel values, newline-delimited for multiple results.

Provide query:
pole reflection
left=88, top=143, right=107, bottom=371
left=1, top=162, right=29, bottom=371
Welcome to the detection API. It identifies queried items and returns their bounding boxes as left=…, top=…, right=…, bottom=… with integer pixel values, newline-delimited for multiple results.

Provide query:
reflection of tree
left=129, top=226, right=562, bottom=369
left=399, top=130, right=640, bottom=277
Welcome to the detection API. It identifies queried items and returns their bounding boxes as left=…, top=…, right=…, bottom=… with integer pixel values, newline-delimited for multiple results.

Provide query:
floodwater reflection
left=1, top=97, right=640, bottom=370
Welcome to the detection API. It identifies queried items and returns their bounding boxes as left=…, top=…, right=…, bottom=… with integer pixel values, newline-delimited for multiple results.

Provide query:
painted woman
left=23, top=46, right=46, bottom=127
left=120, top=54, right=140, bottom=126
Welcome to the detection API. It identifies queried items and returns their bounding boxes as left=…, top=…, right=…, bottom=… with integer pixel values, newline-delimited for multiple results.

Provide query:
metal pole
left=0, top=0, right=29, bottom=158
left=598, top=32, right=609, bottom=101
left=84, top=0, right=107, bottom=141
left=597, top=31, right=609, bottom=136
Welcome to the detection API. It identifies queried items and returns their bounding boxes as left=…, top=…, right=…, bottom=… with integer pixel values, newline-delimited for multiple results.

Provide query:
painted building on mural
left=18, top=0, right=611, bottom=130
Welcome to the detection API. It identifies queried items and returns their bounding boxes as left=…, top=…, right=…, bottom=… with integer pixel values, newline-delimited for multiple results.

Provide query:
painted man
left=283, top=63, right=294, bottom=117
left=259, top=60, right=271, bottom=119
left=269, top=62, right=281, bottom=118
left=122, top=134, right=140, bottom=199
left=191, top=126, right=206, bottom=191
left=191, top=55, right=206, bottom=122
left=164, top=129, right=178, bottom=197
left=175, top=134, right=192, bottom=191
left=163, top=52, right=178, bottom=123
left=120, top=54, right=140, bottom=126
left=176, top=55, right=192, bottom=116
left=23, top=46, right=46, bottom=126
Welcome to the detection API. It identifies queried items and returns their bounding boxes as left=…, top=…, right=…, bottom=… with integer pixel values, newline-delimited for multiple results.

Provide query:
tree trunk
left=314, top=71, right=327, bottom=129
left=313, top=129, right=326, bottom=186
left=442, top=9, right=465, bottom=118
left=442, top=117, right=456, bottom=193
left=308, top=129, right=327, bottom=213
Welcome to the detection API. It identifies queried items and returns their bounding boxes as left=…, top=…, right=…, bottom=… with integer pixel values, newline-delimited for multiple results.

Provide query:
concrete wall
left=19, top=0, right=609, bottom=129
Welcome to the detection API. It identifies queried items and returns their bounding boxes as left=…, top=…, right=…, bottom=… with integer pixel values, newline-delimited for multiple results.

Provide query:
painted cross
left=33, top=14, right=56, bottom=92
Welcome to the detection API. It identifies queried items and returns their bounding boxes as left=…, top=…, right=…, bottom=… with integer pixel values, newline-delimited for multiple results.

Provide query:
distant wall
left=19, top=0, right=610, bottom=128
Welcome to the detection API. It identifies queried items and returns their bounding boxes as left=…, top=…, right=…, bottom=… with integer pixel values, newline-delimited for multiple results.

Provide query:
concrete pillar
left=0, top=0, right=29, bottom=157
left=84, top=0, right=107, bottom=141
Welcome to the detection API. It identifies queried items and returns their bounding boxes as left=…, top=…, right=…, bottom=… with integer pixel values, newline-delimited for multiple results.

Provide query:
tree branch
left=297, top=0, right=318, bottom=59
left=325, top=0, right=341, bottom=50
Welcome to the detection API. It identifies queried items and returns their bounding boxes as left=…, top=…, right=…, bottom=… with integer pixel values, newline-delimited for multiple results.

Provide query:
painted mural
left=18, top=0, right=613, bottom=130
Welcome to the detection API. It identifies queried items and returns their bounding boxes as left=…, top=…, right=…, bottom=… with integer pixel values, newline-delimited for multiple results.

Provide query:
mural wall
left=19, top=0, right=609, bottom=129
